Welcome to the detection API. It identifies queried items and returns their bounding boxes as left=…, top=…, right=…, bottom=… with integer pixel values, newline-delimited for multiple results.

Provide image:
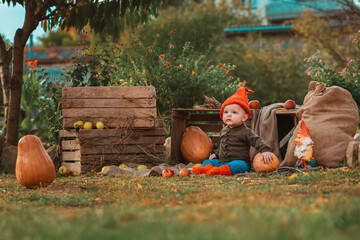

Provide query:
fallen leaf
left=140, top=200, right=148, bottom=205
left=137, top=182, right=143, bottom=189
left=339, top=167, right=351, bottom=172
left=288, top=173, right=298, bottom=179
left=167, top=201, right=177, bottom=206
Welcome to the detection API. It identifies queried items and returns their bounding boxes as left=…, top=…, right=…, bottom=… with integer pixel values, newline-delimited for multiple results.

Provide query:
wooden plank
left=62, top=108, right=156, bottom=118
left=81, top=153, right=167, bottom=165
left=189, top=124, right=223, bottom=133
left=61, top=140, right=80, bottom=150
left=62, top=151, right=81, bottom=161
left=78, top=136, right=165, bottom=146
left=189, top=113, right=222, bottom=122
left=63, top=117, right=156, bottom=129
left=79, top=154, right=167, bottom=173
left=62, top=86, right=156, bottom=99
left=276, top=109, right=298, bottom=115
left=171, top=110, right=190, bottom=164
left=250, top=109, right=259, bottom=131
left=62, top=162, right=82, bottom=174
left=172, top=108, right=220, bottom=112
left=59, top=130, right=77, bottom=138
left=346, top=141, right=359, bottom=167
left=77, top=128, right=166, bottom=137
left=80, top=145, right=166, bottom=155
left=62, top=98, right=156, bottom=108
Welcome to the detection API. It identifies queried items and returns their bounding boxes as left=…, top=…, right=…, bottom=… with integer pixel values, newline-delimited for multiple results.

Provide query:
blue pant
left=202, top=159, right=251, bottom=174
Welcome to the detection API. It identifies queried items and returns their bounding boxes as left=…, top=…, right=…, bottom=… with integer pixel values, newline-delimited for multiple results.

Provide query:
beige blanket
left=250, top=103, right=284, bottom=162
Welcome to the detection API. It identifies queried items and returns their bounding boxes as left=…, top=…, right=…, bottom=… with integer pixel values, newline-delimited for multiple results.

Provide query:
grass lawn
left=1, top=167, right=360, bottom=240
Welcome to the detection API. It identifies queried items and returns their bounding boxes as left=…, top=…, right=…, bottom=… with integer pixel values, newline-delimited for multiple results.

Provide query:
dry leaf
left=137, top=182, right=143, bottom=189
left=288, top=173, right=298, bottom=179
left=340, top=167, right=351, bottom=172
left=140, top=200, right=148, bottom=205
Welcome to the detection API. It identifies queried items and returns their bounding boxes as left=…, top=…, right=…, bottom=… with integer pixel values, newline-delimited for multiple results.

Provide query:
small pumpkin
left=16, top=135, right=55, bottom=188
left=253, top=152, right=279, bottom=173
left=180, top=126, right=213, bottom=163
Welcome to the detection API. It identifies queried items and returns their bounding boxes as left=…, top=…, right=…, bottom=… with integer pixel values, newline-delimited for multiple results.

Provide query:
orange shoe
left=207, top=165, right=231, bottom=176
left=192, top=164, right=214, bottom=175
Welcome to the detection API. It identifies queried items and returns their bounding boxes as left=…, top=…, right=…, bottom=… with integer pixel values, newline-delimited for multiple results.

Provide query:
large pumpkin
left=16, top=135, right=55, bottom=188
left=180, top=126, right=213, bottom=163
left=253, top=152, right=279, bottom=173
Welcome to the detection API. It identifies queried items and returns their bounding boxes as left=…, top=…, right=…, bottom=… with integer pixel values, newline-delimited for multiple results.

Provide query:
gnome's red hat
left=298, top=120, right=310, bottom=137
left=220, top=87, right=253, bottom=121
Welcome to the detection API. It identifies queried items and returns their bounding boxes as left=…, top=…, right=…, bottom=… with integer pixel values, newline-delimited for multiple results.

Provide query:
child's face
left=222, top=104, right=248, bottom=128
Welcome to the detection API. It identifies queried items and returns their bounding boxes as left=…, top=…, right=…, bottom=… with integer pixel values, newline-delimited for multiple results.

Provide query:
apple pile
left=161, top=168, right=192, bottom=177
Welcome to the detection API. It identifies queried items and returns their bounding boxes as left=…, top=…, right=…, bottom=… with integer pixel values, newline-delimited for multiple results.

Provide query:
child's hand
left=209, top=154, right=217, bottom=159
left=261, top=152, right=273, bottom=164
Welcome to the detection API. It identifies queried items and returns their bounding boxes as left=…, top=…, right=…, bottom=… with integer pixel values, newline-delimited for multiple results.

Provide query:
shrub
left=220, top=34, right=310, bottom=105
left=84, top=34, right=241, bottom=114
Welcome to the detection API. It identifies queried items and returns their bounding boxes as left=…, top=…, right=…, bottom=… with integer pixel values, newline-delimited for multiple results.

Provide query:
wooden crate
left=170, top=108, right=259, bottom=164
left=60, top=86, right=166, bottom=173
left=60, top=129, right=166, bottom=173
left=62, top=86, right=157, bottom=129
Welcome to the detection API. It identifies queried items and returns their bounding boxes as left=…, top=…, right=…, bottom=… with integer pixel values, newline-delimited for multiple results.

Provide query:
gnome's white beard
left=294, top=137, right=313, bottom=159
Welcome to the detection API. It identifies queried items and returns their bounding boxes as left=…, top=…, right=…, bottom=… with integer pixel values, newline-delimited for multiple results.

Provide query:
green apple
left=137, top=165, right=147, bottom=171
left=119, top=164, right=128, bottom=169
left=193, top=164, right=202, bottom=168
left=101, top=166, right=110, bottom=172
left=58, top=166, right=69, bottom=175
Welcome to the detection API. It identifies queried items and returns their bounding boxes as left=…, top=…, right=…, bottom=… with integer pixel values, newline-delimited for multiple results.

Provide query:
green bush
left=134, top=1, right=260, bottom=57
left=84, top=34, right=241, bottom=114
left=220, top=35, right=310, bottom=106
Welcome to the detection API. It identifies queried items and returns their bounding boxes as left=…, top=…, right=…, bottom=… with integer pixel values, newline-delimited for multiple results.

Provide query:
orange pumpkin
left=253, top=152, right=279, bottom=173
left=180, top=126, right=213, bottom=163
left=16, top=135, right=55, bottom=188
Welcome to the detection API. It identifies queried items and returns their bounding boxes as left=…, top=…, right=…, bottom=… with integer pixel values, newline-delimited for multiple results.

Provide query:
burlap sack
left=281, top=81, right=359, bottom=167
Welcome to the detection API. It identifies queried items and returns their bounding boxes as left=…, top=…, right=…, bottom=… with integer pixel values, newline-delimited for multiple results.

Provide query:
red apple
left=179, top=168, right=191, bottom=177
left=284, top=99, right=296, bottom=110
left=248, top=100, right=260, bottom=109
left=162, top=168, right=174, bottom=178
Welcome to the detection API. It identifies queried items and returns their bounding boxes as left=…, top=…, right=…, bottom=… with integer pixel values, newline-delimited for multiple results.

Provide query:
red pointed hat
left=298, top=120, right=310, bottom=137
left=220, top=87, right=253, bottom=121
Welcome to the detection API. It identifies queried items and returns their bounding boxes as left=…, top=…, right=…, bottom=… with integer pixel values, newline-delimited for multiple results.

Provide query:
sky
left=0, top=4, right=49, bottom=45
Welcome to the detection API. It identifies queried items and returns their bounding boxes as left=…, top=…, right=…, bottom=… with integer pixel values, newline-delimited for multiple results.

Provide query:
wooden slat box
left=170, top=108, right=259, bottom=164
left=60, top=86, right=166, bottom=173
left=62, top=86, right=157, bottom=129
left=60, top=129, right=166, bottom=173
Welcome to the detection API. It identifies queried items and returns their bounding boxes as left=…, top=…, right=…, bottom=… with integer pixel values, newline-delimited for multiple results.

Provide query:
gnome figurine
left=294, top=120, right=316, bottom=168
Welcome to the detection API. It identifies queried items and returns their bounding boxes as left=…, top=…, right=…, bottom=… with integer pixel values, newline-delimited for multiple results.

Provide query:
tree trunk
left=3, top=0, right=38, bottom=145
left=6, top=30, right=26, bottom=146
left=0, top=36, right=12, bottom=139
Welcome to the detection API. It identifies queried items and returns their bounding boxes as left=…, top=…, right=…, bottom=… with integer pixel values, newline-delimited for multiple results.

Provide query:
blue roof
left=266, top=0, right=345, bottom=20
left=225, top=24, right=292, bottom=34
